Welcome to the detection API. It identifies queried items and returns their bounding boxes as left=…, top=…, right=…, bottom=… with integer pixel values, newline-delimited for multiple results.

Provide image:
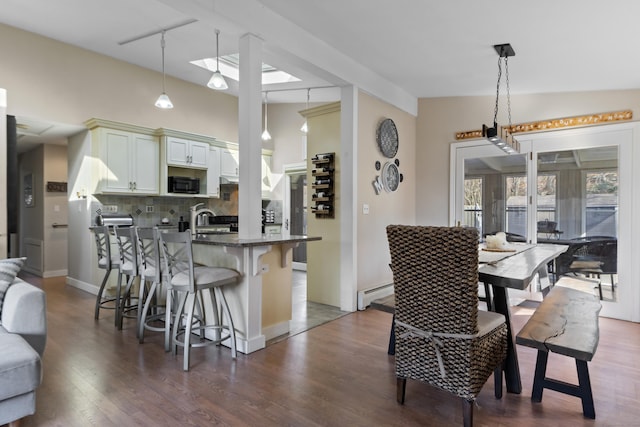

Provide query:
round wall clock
left=381, top=161, right=400, bottom=192
left=376, top=118, right=399, bottom=158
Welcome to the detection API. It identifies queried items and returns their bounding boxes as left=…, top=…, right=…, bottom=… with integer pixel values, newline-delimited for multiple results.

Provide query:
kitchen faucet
left=189, top=203, right=215, bottom=235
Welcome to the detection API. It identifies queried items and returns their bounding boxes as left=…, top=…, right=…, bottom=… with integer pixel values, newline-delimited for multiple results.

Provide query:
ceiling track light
left=155, top=30, right=173, bottom=109
left=207, top=29, right=228, bottom=90
left=262, top=91, right=272, bottom=141
left=482, top=43, right=519, bottom=154
left=301, top=88, right=310, bottom=133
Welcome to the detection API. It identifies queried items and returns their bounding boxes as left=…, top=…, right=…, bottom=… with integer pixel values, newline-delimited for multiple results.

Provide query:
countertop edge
left=192, top=234, right=322, bottom=247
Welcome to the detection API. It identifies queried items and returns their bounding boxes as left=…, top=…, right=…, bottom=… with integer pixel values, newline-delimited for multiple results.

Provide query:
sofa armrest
left=1, top=279, right=47, bottom=356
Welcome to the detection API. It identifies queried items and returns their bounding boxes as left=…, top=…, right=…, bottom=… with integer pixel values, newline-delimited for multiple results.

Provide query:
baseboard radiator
left=357, top=283, right=394, bottom=311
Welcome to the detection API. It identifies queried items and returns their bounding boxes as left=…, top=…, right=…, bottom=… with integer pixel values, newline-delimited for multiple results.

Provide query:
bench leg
left=576, top=359, right=596, bottom=419
left=531, top=350, right=596, bottom=419
left=388, top=314, right=396, bottom=356
left=531, top=350, right=548, bottom=402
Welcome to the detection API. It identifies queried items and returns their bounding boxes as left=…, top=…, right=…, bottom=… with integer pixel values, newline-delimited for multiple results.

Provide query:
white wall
left=0, top=23, right=239, bottom=142
left=356, top=92, right=416, bottom=292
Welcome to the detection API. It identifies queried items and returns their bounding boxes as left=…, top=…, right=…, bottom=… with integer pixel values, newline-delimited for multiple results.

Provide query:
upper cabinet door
left=103, top=129, right=132, bottom=193
left=166, top=137, right=190, bottom=166
left=100, top=128, right=159, bottom=194
left=166, top=137, right=208, bottom=169
left=220, top=149, right=239, bottom=177
left=188, top=141, right=209, bottom=168
left=132, top=134, right=159, bottom=194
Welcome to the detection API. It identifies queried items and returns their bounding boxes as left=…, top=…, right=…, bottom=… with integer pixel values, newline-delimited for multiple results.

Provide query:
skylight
left=190, top=53, right=301, bottom=85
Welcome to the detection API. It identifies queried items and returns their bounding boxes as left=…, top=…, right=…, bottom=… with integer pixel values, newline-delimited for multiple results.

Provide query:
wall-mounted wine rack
left=311, top=152, right=335, bottom=218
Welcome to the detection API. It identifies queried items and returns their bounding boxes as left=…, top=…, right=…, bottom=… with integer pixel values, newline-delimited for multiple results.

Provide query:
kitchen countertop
left=192, top=233, right=321, bottom=247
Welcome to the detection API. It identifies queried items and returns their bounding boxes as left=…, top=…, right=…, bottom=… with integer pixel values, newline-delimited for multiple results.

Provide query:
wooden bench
left=516, top=286, right=602, bottom=419
left=369, top=294, right=395, bottom=355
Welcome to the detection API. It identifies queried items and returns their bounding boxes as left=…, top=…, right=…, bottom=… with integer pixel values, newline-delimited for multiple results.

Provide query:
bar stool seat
left=159, top=230, right=240, bottom=371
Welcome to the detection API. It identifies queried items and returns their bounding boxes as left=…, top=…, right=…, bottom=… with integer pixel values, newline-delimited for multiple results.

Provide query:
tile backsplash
left=91, top=194, right=282, bottom=227
left=91, top=195, right=239, bottom=227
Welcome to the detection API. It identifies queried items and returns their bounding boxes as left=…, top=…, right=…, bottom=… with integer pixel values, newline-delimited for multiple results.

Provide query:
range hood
left=220, top=176, right=239, bottom=184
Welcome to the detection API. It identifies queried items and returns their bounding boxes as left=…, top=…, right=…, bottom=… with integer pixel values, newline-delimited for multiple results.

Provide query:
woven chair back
left=386, top=225, right=479, bottom=336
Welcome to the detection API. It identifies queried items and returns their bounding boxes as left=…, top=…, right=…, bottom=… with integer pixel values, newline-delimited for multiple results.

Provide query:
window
left=585, top=170, right=617, bottom=237
left=505, top=175, right=527, bottom=237
left=463, top=177, right=483, bottom=234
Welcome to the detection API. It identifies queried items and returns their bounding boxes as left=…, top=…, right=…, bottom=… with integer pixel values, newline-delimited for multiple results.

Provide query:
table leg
left=491, top=285, right=522, bottom=394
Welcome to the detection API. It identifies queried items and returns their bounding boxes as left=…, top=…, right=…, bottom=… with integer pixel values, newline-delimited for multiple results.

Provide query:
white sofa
left=0, top=278, right=46, bottom=425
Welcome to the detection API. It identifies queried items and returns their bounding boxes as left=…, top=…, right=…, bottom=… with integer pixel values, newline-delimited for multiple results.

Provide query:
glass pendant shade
left=300, top=88, right=310, bottom=133
left=208, top=29, right=228, bottom=91
left=155, top=93, right=173, bottom=109
left=207, top=71, right=228, bottom=90
left=155, top=31, right=173, bottom=109
left=262, top=91, right=272, bottom=140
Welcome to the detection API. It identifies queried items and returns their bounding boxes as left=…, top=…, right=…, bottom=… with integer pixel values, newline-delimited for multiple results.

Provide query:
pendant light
left=300, top=88, right=310, bottom=133
left=482, top=43, right=519, bottom=154
left=262, top=91, right=272, bottom=141
left=155, top=31, right=173, bottom=109
left=207, top=29, right=228, bottom=90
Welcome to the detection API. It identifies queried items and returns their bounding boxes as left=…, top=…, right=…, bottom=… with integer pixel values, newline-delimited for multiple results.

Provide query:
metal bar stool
left=113, top=226, right=140, bottom=330
left=136, top=227, right=169, bottom=343
left=93, top=225, right=123, bottom=321
left=158, top=230, right=240, bottom=371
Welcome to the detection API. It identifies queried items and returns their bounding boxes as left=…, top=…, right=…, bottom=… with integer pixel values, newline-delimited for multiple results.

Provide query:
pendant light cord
left=493, top=55, right=502, bottom=126
left=215, top=29, right=221, bottom=72
left=264, top=92, right=269, bottom=128
left=505, top=56, right=512, bottom=132
left=160, top=31, right=167, bottom=92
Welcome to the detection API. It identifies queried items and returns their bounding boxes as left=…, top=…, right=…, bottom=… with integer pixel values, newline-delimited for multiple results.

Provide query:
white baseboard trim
left=292, top=262, right=307, bottom=271
left=43, top=269, right=67, bottom=278
left=262, top=321, right=290, bottom=341
left=357, top=283, right=394, bottom=310
left=67, top=277, right=99, bottom=295
left=204, top=330, right=266, bottom=355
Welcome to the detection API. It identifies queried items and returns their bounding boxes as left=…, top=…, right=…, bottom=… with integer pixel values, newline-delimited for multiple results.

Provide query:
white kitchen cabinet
left=166, top=136, right=209, bottom=169
left=207, top=146, right=221, bottom=197
left=220, top=149, right=239, bottom=178
left=100, top=128, right=159, bottom=194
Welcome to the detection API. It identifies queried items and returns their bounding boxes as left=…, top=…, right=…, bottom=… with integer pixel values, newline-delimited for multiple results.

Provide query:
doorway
left=451, top=122, right=638, bottom=321
left=284, top=164, right=308, bottom=271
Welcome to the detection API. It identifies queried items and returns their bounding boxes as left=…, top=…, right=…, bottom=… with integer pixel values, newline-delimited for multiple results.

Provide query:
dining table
left=478, top=243, right=569, bottom=394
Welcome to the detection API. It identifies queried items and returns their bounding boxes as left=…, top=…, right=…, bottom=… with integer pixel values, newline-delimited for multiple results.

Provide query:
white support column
left=238, top=33, right=263, bottom=238
left=0, top=88, right=7, bottom=258
left=340, top=85, right=358, bottom=312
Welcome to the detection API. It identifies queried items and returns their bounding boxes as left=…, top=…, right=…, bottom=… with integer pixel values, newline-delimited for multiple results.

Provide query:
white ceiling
left=3, top=0, right=640, bottom=150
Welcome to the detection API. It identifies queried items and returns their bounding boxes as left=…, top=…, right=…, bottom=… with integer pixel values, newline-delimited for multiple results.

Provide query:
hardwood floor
left=15, top=273, right=640, bottom=426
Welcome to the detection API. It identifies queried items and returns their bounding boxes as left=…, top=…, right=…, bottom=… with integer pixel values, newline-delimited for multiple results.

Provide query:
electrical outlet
left=146, top=205, right=154, bottom=213
left=103, top=205, right=118, bottom=213
left=362, top=204, right=370, bottom=215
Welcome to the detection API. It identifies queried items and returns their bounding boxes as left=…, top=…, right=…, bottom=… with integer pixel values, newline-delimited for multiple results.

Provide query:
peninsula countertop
left=191, top=233, right=322, bottom=247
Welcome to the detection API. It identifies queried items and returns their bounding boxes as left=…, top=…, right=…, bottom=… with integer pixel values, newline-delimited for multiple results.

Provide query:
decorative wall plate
left=376, top=118, right=399, bottom=158
left=381, top=161, right=400, bottom=192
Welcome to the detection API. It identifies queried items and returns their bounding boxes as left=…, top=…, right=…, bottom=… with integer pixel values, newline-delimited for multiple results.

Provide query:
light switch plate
left=362, top=204, right=370, bottom=214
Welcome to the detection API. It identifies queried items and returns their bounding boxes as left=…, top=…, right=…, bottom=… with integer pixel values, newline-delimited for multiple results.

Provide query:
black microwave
left=168, top=176, right=200, bottom=194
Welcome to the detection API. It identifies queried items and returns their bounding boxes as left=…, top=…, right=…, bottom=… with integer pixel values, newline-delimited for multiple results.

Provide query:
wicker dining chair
left=386, top=225, right=508, bottom=427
